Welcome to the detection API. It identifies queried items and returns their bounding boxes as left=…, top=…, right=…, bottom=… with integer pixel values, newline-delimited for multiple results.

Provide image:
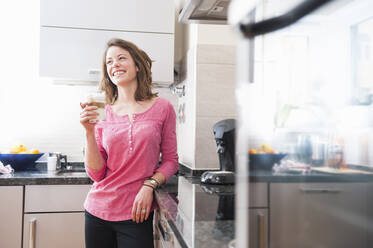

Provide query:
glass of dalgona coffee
left=86, top=91, right=106, bottom=122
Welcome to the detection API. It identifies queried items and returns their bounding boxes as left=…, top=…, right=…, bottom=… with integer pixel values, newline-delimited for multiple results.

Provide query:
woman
left=79, top=38, right=179, bottom=248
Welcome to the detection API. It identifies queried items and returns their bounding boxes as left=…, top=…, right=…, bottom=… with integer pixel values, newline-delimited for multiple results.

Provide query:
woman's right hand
left=80, top=102, right=99, bottom=132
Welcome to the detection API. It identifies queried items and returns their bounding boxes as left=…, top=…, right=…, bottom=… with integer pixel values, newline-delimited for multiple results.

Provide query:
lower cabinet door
left=23, top=212, right=85, bottom=248
left=249, top=209, right=268, bottom=248
left=270, top=183, right=368, bottom=248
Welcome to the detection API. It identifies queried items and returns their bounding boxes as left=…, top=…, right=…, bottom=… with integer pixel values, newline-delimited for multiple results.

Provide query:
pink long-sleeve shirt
left=84, top=97, right=179, bottom=221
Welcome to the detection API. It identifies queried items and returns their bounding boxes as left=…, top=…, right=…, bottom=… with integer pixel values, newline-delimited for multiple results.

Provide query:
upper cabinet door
left=40, top=27, right=174, bottom=83
left=40, top=0, right=175, bottom=34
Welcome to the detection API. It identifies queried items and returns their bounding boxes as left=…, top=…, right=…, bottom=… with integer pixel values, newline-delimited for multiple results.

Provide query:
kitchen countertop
left=0, top=163, right=92, bottom=185
left=247, top=169, right=373, bottom=182
left=156, top=167, right=373, bottom=248
left=0, top=171, right=92, bottom=185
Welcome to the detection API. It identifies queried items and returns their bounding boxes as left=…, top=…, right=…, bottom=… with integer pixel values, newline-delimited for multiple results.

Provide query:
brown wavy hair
left=99, top=38, right=158, bottom=104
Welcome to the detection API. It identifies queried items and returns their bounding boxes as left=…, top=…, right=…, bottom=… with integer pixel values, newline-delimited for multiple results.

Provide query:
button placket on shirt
left=129, top=114, right=135, bottom=152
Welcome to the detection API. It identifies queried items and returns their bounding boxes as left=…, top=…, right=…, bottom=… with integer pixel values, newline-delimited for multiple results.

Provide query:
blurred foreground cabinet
left=270, top=183, right=372, bottom=248
left=0, top=186, right=23, bottom=248
left=23, top=185, right=91, bottom=248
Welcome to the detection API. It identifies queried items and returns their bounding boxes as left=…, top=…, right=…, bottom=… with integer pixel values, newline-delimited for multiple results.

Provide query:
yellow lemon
left=258, top=143, right=272, bottom=154
left=10, top=144, right=27, bottom=154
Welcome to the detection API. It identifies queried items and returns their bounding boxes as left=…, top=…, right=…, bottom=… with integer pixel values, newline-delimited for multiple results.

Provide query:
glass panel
left=236, top=0, right=373, bottom=247
left=352, top=17, right=373, bottom=104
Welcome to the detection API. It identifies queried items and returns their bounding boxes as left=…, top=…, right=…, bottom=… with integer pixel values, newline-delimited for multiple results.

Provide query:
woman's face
left=106, top=46, right=138, bottom=86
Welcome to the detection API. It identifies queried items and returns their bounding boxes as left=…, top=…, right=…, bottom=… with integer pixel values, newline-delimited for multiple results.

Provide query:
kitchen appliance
left=200, top=184, right=235, bottom=241
left=179, top=0, right=230, bottom=24
left=201, top=119, right=235, bottom=184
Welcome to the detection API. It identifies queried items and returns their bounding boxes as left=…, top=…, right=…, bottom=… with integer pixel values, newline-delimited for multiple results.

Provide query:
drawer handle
left=29, top=218, right=36, bottom=248
left=258, top=214, right=265, bottom=248
left=300, top=187, right=341, bottom=193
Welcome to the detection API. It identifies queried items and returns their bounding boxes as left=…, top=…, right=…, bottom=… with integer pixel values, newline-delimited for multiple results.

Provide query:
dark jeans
left=85, top=210, right=154, bottom=248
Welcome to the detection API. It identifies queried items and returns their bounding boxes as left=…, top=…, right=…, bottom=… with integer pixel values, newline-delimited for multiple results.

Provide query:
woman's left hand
left=131, top=185, right=154, bottom=223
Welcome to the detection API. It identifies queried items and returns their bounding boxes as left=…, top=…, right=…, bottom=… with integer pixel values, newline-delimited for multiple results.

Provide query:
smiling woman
left=79, top=38, right=179, bottom=248
left=99, top=38, right=157, bottom=104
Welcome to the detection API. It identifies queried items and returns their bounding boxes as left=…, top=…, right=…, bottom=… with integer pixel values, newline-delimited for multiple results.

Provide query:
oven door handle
left=240, top=0, right=334, bottom=38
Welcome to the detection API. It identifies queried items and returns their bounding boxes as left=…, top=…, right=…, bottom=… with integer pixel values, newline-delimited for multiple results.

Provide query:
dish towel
left=0, top=161, right=14, bottom=174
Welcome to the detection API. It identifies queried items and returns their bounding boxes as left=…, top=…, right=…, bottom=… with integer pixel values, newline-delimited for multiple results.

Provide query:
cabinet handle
left=88, top=69, right=100, bottom=75
left=258, top=214, right=265, bottom=248
left=29, top=218, right=36, bottom=248
left=300, top=187, right=341, bottom=193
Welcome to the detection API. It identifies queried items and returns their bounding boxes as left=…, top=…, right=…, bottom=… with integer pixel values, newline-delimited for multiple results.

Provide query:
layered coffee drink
left=86, top=92, right=106, bottom=122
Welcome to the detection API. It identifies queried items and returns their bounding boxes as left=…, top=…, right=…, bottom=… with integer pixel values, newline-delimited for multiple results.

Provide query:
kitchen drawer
left=25, top=185, right=91, bottom=212
left=249, top=183, right=268, bottom=207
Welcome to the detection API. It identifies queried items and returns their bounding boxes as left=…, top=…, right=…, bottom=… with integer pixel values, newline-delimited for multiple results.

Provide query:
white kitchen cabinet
left=23, top=212, right=85, bottom=248
left=40, top=0, right=175, bottom=84
left=24, top=184, right=91, bottom=212
left=41, top=0, right=174, bottom=34
left=0, top=186, right=23, bottom=248
left=23, top=184, right=91, bottom=248
left=270, top=183, right=368, bottom=248
left=40, top=27, right=174, bottom=83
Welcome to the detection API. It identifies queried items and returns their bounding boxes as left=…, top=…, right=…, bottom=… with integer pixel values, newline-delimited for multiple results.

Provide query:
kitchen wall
left=177, top=24, right=238, bottom=170
left=0, top=83, right=177, bottom=163
left=0, top=0, right=178, bottom=162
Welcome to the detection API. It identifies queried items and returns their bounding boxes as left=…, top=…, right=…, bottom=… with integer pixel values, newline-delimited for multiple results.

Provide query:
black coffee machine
left=201, top=119, right=235, bottom=184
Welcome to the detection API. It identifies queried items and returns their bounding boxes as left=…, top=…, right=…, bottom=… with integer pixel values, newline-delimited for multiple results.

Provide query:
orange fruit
left=28, top=149, right=40, bottom=154
left=249, top=148, right=257, bottom=154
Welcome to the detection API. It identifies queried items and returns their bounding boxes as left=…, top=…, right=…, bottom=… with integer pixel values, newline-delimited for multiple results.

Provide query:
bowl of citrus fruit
left=0, top=144, right=43, bottom=171
left=248, top=144, right=287, bottom=171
